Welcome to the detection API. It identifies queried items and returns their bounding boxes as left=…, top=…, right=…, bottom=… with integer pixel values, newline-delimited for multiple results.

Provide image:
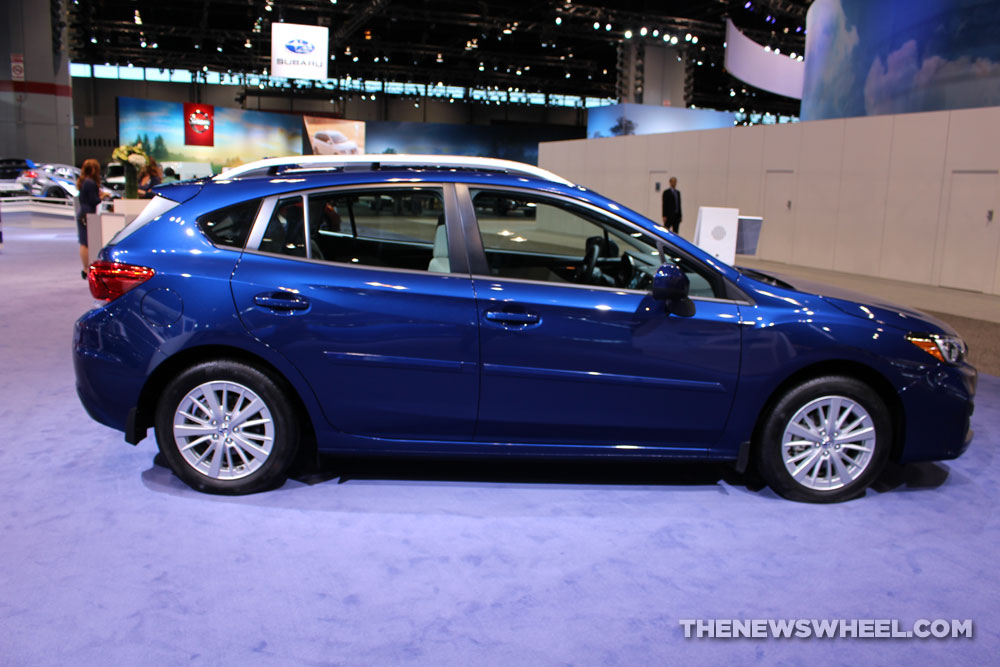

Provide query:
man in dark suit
left=661, top=176, right=682, bottom=233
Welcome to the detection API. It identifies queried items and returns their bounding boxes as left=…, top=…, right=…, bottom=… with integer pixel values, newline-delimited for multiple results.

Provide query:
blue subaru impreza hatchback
left=73, top=155, right=976, bottom=502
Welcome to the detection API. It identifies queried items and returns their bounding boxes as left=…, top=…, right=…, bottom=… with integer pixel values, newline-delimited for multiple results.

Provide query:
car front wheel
left=756, top=376, right=891, bottom=503
left=154, top=360, right=299, bottom=494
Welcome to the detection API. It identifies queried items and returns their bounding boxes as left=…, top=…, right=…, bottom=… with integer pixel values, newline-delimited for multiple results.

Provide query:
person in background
left=137, top=158, right=163, bottom=198
left=76, top=158, right=102, bottom=279
left=661, top=176, right=683, bottom=233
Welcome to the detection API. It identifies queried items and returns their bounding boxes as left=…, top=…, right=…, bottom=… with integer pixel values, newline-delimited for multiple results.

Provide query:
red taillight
left=22, top=169, right=37, bottom=178
left=88, top=261, right=155, bottom=301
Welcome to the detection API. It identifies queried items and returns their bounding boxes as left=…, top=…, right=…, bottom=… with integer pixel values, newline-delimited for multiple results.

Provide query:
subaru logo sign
left=285, top=39, right=316, bottom=55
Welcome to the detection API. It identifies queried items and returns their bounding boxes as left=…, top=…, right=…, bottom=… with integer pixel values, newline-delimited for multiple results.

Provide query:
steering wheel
left=576, top=240, right=602, bottom=284
left=618, top=252, right=637, bottom=288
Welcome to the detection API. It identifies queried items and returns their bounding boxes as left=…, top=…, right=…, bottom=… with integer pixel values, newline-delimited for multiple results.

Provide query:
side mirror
left=651, top=263, right=696, bottom=317
left=652, top=262, right=689, bottom=301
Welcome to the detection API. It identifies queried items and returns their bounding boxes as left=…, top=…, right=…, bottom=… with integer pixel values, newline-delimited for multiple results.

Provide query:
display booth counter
left=86, top=199, right=149, bottom=264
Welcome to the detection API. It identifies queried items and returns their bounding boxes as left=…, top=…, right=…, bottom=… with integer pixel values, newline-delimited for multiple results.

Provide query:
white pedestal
left=86, top=213, right=128, bottom=265
left=112, top=198, right=150, bottom=223
left=693, top=206, right=740, bottom=266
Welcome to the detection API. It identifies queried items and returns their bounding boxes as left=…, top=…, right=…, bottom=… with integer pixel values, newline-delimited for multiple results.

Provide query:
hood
left=742, top=269, right=958, bottom=337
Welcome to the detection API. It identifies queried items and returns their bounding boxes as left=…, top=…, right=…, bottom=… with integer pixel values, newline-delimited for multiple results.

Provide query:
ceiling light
left=624, top=30, right=632, bottom=39
left=692, top=36, right=698, bottom=44
left=555, top=17, right=562, bottom=25
left=685, top=33, right=691, bottom=41
left=90, top=36, right=97, bottom=43
left=605, top=23, right=612, bottom=31
left=640, top=27, right=647, bottom=36
left=245, top=39, right=251, bottom=48
left=652, top=29, right=659, bottom=37
left=593, top=21, right=600, bottom=29
left=670, top=36, right=678, bottom=44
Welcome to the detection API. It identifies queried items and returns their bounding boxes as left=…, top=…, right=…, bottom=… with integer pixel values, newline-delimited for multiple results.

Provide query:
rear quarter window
left=198, top=199, right=262, bottom=248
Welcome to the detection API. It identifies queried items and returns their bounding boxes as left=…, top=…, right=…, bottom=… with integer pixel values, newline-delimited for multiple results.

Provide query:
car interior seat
left=427, top=216, right=449, bottom=273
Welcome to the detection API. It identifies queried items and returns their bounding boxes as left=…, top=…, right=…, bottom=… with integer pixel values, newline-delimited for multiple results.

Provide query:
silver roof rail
left=212, top=154, right=574, bottom=186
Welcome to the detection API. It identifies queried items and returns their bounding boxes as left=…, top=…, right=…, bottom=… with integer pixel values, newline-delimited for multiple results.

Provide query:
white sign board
left=271, top=23, right=329, bottom=80
left=693, top=206, right=740, bottom=266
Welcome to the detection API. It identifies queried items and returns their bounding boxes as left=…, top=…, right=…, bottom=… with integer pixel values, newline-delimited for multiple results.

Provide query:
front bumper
left=896, top=361, right=976, bottom=463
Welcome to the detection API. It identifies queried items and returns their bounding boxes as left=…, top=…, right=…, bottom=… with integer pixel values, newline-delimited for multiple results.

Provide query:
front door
left=464, top=188, right=743, bottom=449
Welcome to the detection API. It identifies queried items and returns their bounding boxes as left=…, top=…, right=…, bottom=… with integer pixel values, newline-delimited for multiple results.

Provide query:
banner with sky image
left=117, top=96, right=302, bottom=173
left=364, top=121, right=584, bottom=165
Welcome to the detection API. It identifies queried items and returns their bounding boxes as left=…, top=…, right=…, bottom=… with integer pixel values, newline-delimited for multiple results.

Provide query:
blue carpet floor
left=1, top=224, right=998, bottom=665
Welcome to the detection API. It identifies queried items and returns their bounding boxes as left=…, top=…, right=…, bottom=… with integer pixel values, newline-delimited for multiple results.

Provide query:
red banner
left=183, top=103, right=214, bottom=146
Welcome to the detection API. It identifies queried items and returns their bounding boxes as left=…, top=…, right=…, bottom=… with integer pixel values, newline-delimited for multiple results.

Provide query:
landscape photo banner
left=117, top=96, right=302, bottom=173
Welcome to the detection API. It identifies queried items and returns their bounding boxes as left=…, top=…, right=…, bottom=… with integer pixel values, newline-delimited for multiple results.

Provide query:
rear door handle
left=254, top=293, right=310, bottom=311
left=485, top=311, right=540, bottom=325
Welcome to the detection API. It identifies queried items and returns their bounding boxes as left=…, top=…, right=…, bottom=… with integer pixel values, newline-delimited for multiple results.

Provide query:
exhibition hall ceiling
left=69, top=0, right=810, bottom=114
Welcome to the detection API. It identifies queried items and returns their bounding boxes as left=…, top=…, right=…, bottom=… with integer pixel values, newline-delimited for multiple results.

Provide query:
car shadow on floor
left=292, top=454, right=758, bottom=491
left=150, top=452, right=950, bottom=498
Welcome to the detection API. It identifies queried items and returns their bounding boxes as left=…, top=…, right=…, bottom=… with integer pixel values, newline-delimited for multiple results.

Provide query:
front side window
left=471, top=189, right=719, bottom=297
left=305, top=188, right=448, bottom=272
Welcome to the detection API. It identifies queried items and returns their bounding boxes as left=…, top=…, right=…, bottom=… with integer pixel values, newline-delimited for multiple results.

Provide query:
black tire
left=755, top=376, right=891, bottom=503
left=154, top=360, right=300, bottom=494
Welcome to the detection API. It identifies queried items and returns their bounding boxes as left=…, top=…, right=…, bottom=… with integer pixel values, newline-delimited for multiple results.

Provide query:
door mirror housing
left=652, top=262, right=689, bottom=301
left=652, top=263, right=695, bottom=316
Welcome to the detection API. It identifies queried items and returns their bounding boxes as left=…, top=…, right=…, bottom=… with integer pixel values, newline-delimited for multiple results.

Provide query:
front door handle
left=254, top=293, right=310, bottom=311
left=485, top=310, right=540, bottom=325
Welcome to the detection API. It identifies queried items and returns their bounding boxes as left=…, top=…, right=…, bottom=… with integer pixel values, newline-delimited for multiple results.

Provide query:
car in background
left=73, top=155, right=976, bottom=503
left=19, top=163, right=80, bottom=198
left=0, top=158, right=33, bottom=197
left=311, top=130, right=359, bottom=155
left=102, top=161, right=125, bottom=193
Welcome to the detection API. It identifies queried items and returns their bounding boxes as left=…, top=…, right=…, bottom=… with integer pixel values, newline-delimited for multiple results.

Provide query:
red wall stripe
left=0, top=80, right=73, bottom=97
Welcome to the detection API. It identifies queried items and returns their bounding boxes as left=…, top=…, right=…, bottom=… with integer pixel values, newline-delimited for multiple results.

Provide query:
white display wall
left=539, top=106, right=1000, bottom=295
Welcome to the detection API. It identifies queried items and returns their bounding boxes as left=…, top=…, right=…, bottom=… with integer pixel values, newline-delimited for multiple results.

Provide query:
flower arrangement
left=111, top=142, right=149, bottom=198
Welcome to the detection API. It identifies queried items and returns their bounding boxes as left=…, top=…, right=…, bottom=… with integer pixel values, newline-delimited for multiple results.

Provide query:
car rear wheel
left=756, top=376, right=891, bottom=503
left=154, top=360, right=299, bottom=494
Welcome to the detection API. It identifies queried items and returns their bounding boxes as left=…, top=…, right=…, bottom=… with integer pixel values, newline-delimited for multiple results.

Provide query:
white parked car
left=311, top=131, right=359, bottom=155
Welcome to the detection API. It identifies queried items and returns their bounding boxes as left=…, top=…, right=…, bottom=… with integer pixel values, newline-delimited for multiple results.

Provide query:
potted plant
left=111, top=142, right=149, bottom=199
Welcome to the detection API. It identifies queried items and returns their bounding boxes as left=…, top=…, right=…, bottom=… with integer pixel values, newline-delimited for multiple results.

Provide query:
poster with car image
left=303, top=117, right=365, bottom=155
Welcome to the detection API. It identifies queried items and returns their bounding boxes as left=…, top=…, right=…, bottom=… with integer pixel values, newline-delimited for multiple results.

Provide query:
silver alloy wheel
left=780, top=395, right=876, bottom=491
left=171, top=380, right=275, bottom=481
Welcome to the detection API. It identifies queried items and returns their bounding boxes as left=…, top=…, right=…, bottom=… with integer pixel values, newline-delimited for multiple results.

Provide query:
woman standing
left=137, top=158, right=163, bottom=198
left=76, top=159, right=102, bottom=278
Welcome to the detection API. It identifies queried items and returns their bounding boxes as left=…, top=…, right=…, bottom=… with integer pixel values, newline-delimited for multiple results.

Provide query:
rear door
left=230, top=183, right=481, bottom=440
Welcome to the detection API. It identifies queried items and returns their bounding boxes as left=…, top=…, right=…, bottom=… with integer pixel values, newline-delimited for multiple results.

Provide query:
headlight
left=906, top=333, right=966, bottom=364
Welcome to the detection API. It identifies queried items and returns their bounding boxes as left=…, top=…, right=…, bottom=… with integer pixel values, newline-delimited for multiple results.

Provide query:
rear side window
left=198, top=199, right=261, bottom=248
